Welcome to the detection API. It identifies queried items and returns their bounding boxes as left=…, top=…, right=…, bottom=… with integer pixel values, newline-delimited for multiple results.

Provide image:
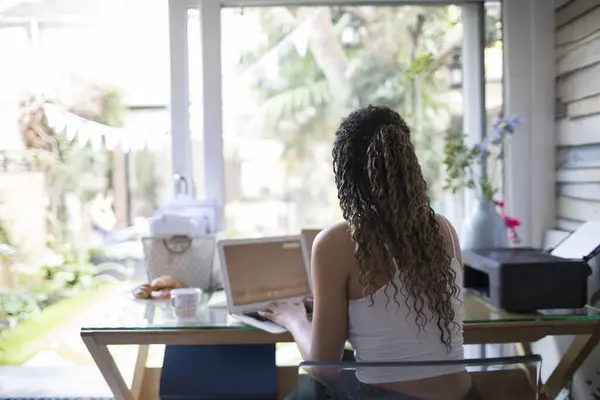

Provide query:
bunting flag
left=43, top=103, right=168, bottom=152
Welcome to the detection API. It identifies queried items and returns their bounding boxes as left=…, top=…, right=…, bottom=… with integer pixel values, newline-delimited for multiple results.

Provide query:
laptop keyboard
left=244, top=311, right=313, bottom=323
left=244, top=312, right=270, bottom=322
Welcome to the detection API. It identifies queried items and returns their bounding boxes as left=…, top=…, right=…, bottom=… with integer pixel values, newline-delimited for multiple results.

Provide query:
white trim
left=176, top=0, right=488, bottom=7
left=462, top=5, right=490, bottom=362
left=168, top=0, right=193, bottom=194
left=219, top=0, right=485, bottom=6
left=461, top=3, right=487, bottom=214
left=179, top=0, right=488, bottom=9
left=199, top=0, right=225, bottom=230
left=184, top=0, right=492, bottom=233
left=503, top=0, right=555, bottom=247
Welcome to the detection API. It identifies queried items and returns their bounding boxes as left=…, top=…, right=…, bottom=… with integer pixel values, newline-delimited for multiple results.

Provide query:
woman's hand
left=259, top=300, right=310, bottom=330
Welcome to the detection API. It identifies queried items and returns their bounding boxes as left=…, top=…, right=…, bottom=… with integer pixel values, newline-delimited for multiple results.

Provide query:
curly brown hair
left=333, top=105, right=460, bottom=349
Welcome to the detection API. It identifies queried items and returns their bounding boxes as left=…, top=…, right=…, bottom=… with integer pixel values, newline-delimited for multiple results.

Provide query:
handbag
left=142, top=235, right=222, bottom=292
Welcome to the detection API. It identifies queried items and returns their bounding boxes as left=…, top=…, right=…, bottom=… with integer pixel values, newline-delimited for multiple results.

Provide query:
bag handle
left=162, top=236, right=192, bottom=254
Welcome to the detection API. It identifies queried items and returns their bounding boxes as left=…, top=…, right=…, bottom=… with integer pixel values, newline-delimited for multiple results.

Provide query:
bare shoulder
left=315, top=221, right=351, bottom=245
left=312, top=221, right=355, bottom=273
left=434, top=214, right=457, bottom=234
left=434, top=214, right=462, bottom=263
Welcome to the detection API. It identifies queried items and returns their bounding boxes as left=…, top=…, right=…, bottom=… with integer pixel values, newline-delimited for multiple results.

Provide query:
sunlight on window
left=221, top=6, right=465, bottom=237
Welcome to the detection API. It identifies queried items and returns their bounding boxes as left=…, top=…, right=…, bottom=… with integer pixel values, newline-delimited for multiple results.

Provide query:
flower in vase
left=443, top=115, right=522, bottom=202
left=494, top=201, right=522, bottom=244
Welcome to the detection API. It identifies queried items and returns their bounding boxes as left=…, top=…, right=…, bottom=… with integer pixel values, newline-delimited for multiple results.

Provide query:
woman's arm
left=295, top=227, right=349, bottom=361
left=261, top=225, right=350, bottom=362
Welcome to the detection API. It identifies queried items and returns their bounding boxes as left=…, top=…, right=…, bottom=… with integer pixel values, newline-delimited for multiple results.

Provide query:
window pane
left=0, top=0, right=172, bottom=367
left=221, top=6, right=464, bottom=237
left=0, top=27, right=29, bottom=151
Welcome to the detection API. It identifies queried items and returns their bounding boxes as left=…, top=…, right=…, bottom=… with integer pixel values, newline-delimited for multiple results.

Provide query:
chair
left=287, top=355, right=542, bottom=400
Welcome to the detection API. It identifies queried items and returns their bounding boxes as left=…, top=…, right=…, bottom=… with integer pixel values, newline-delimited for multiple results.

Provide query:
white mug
left=170, top=288, right=201, bottom=321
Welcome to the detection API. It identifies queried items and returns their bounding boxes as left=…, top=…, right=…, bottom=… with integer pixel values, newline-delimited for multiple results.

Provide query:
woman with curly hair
left=260, top=105, right=477, bottom=399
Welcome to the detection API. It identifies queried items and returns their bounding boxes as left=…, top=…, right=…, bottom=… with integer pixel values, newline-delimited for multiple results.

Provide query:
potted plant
left=443, top=116, right=522, bottom=248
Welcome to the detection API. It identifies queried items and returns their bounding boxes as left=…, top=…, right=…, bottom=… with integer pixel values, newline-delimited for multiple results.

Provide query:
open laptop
left=218, top=235, right=312, bottom=334
left=300, top=228, right=322, bottom=265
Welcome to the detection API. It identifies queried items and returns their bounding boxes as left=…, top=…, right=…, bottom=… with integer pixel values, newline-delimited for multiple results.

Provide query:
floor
left=0, top=282, right=151, bottom=398
left=0, top=347, right=302, bottom=398
left=0, top=366, right=116, bottom=398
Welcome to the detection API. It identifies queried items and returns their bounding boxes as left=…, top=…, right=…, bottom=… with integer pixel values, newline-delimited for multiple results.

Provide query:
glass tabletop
left=80, top=288, right=600, bottom=331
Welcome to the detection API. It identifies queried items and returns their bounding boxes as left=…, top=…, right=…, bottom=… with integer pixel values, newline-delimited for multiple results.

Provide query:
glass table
left=81, top=290, right=600, bottom=400
left=293, top=355, right=543, bottom=400
left=81, top=290, right=600, bottom=331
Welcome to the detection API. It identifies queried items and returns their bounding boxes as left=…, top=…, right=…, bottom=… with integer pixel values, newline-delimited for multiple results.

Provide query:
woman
left=259, top=105, right=479, bottom=399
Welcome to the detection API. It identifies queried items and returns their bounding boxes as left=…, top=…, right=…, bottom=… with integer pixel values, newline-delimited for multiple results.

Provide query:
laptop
left=218, top=235, right=312, bottom=334
left=300, top=228, right=322, bottom=265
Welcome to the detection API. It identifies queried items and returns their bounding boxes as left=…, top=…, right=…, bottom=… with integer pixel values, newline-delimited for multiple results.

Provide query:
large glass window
left=0, top=0, right=171, bottom=368
left=221, top=5, right=465, bottom=237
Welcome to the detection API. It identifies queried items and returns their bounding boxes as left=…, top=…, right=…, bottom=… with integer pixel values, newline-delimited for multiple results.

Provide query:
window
left=0, top=27, right=28, bottom=151
left=220, top=5, right=465, bottom=237
left=171, top=1, right=499, bottom=239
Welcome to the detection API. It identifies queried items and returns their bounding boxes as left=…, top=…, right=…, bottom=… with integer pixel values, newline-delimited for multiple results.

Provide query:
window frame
left=169, top=0, right=491, bottom=232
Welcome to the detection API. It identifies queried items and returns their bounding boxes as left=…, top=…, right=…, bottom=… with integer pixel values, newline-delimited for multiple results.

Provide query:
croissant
left=133, top=284, right=153, bottom=299
left=151, top=275, right=187, bottom=290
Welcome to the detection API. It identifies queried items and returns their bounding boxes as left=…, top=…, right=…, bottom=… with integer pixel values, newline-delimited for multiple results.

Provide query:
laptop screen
left=222, top=239, right=311, bottom=306
left=301, top=229, right=321, bottom=263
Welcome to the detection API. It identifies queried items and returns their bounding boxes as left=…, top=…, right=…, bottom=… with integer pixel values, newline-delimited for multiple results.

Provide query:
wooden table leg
left=81, top=334, right=134, bottom=400
left=131, top=345, right=149, bottom=400
left=515, top=342, right=538, bottom=391
left=541, top=329, right=600, bottom=399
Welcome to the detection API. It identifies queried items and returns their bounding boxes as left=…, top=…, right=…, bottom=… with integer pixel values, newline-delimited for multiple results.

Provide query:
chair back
left=290, top=355, right=542, bottom=400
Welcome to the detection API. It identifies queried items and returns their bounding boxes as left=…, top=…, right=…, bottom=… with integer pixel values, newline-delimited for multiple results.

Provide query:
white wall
left=503, top=0, right=556, bottom=249
left=550, top=0, right=600, bottom=398
left=503, top=0, right=563, bottom=391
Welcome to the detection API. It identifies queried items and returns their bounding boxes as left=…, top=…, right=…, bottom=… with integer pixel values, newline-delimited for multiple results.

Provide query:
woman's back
left=300, top=105, right=476, bottom=399
left=323, top=215, right=471, bottom=400
left=347, top=263, right=464, bottom=382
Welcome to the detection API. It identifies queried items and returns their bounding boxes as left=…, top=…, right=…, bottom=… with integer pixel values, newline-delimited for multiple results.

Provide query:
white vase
left=462, top=200, right=509, bottom=249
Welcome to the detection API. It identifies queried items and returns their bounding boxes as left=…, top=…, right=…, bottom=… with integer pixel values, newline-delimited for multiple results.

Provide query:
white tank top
left=347, top=219, right=465, bottom=384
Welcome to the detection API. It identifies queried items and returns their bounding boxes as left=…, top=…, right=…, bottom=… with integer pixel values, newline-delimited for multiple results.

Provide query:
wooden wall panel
left=567, top=94, right=600, bottom=118
left=556, top=30, right=600, bottom=59
left=557, top=196, right=600, bottom=221
left=557, top=32, right=600, bottom=75
left=558, top=144, right=600, bottom=169
left=557, top=63, right=600, bottom=103
left=560, top=183, right=600, bottom=200
left=556, top=0, right=600, bottom=29
left=553, top=3, right=600, bottom=392
left=556, top=168, right=600, bottom=183
left=557, top=114, right=600, bottom=146
left=555, top=6, right=600, bottom=231
left=556, top=6, right=600, bottom=46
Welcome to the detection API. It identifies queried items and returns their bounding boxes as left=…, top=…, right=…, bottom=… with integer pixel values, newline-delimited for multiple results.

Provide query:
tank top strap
left=441, top=216, right=457, bottom=258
